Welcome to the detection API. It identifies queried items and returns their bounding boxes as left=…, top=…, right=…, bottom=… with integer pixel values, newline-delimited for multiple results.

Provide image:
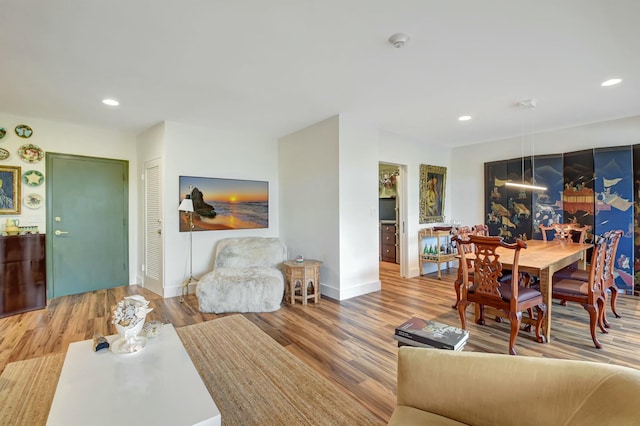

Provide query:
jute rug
left=0, top=353, right=65, bottom=425
left=0, top=316, right=383, bottom=425
left=176, top=315, right=384, bottom=425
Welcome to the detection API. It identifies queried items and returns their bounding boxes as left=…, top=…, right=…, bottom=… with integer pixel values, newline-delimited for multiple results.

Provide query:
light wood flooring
left=2, top=261, right=640, bottom=423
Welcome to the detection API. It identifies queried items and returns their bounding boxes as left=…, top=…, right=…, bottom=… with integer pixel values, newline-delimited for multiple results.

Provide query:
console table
left=0, top=234, right=46, bottom=318
left=46, top=324, right=221, bottom=425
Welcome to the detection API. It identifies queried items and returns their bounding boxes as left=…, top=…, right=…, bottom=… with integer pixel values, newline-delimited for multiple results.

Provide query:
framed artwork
left=179, top=176, right=269, bottom=231
left=419, top=164, right=446, bottom=223
left=0, top=165, right=21, bottom=215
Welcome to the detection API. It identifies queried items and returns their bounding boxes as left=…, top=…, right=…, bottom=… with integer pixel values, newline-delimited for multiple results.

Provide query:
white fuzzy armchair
left=196, top=237, right=287, bottom=313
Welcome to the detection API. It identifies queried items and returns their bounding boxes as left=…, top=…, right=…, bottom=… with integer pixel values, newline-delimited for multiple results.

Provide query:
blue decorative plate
left=15, top=124, right=33, bottom=138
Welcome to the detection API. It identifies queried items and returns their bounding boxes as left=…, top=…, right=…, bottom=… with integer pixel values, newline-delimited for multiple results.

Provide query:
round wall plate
left=23, top=170, right=45, bottom=186
left=15, top=124, right=33, bottom=138
left=24, top=193, right=44, bottom=209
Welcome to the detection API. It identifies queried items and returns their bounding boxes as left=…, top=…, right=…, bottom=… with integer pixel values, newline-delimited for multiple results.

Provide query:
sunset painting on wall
left=179, top=176, right=269, bottom=231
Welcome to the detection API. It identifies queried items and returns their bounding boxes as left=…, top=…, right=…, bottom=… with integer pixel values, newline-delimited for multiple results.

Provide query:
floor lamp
left=179, top=188, right=196, bottom=302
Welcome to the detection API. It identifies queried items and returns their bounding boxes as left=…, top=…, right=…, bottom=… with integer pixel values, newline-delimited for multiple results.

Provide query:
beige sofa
left=389, top=347, right=640, bottom=426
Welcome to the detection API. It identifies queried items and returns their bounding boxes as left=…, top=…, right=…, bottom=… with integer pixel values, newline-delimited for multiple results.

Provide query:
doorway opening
left=379, top=162, right=407, bottom=277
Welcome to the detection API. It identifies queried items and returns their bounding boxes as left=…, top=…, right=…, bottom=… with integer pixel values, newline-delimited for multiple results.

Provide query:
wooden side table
left=283, top=260, right=322, bottom=305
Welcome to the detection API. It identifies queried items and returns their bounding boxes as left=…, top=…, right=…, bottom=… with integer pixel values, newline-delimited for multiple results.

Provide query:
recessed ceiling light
left=601, top=78, right=622, bottom=87
left=102, top=99, right=120, bottom=106
left=458, top=115, right=472, bottom=121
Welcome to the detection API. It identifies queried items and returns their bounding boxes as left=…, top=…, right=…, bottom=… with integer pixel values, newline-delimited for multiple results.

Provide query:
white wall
left=279, top=116, right=341, bottom=297
left=161, top=121, right=279, bottom=297
left=338, top=114, right=381, bottom=298
left=450, top=115, right=640, bottom=229
left=378, top=130, right=452, bottom=277
left=0, top=112, right=139, bottom=283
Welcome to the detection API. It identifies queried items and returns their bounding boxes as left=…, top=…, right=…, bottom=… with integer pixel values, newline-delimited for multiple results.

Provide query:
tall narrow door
left=47, top=153, right=129, bottom=298
left=144, top=159, right=163, bottom=296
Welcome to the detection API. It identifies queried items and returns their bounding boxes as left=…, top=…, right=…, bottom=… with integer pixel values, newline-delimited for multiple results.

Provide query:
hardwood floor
left=2, top=261, right=640, bottom=423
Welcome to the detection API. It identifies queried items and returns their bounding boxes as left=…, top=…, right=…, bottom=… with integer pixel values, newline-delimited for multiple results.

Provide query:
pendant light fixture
left=505, top=98, right=547, bottom=192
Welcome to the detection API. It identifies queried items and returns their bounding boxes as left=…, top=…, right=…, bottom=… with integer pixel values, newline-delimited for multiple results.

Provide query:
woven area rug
left=176, top=315, right=384, bottom=425
left=0, top=353, right=65, bottom=425
left=0, top=316, right=383, bottom=425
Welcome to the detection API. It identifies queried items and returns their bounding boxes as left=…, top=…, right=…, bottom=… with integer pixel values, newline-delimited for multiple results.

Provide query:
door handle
left=55, top=230, right=69, bottom=236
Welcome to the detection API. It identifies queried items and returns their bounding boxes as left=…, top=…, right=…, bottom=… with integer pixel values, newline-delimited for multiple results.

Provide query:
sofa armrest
left=394, top=347, right=640, bottom=425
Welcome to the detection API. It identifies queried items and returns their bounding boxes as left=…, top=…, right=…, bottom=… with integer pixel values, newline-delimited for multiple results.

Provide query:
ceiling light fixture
left=102, top=99, right=120, bottom=106
left=601, top=78, right=622, bottom=87
left=505, top=99, right=547, bottom=192
left=388, top=33, right=410, bottom=48
left=458, top=115, right=472, bottom=121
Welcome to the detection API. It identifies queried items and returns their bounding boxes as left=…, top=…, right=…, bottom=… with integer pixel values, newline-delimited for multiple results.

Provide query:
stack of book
left=394, top=317, right=469, bottom=351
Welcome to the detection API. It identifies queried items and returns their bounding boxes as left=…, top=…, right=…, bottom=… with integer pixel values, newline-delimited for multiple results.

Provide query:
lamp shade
left=178, top=198, right=194, bottom=212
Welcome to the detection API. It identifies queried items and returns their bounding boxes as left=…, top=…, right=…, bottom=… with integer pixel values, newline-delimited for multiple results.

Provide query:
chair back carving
left=472, top=224, right=489, bottom=236
left=539, top=223, right=590, bottom=243
left=603, top=230, right=623, bottom=287
left=454, top=235, right=544, bottom=355
left=460, top=236, right=526, bottom=304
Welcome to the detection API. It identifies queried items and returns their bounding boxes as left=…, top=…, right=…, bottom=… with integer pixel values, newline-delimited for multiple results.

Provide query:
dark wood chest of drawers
left=380, top=223, right=397, bottom=263
left=0, top=234, right=46, bottom=318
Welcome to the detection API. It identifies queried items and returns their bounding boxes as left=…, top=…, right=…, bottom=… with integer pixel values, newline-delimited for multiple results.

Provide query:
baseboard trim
left=321, top=280, right=381, bottom=301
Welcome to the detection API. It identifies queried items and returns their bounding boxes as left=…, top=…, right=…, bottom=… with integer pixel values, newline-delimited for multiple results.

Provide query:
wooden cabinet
left=419, top=227, right=455, bottom=279
left=380, top=222, right=397, bottom=263
left=0, top=234, right=46, bottom=318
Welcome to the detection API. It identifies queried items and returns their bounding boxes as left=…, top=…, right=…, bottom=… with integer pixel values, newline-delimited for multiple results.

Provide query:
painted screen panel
left=595, top=147, right=634, bottom=292
left=563, top=150, right=595, bottom=239
left=634, top=144, right=640, bottom=294
left=485, top=160, right=509, bottom=239
left=532, top=154, right=564, bottom=240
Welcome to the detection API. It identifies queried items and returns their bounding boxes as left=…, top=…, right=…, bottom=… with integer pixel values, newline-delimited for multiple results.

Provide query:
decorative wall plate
left=0, top=127, right=6, bottom=139
left=15, top=124, right=33, bottom=138
left=24, top=193, right=44, bottom=209
left=23, top=170, right=44, bottom=186
left=0, top=148, right=9, bottom=160
left=18, top=144, right=44, bottom=163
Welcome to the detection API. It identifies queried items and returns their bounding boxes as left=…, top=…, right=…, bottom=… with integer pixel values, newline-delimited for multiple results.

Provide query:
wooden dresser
left=0, top=234, right=46, bottom=318
left=380, top=222, right=398, bottom=263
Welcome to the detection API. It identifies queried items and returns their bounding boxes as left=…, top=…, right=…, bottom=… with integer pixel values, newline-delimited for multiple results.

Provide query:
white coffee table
left=46, top=324, right=221, bottom=426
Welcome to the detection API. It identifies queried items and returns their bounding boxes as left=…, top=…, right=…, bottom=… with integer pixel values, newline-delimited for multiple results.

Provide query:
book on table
left=393, top=334, right=468, bottom=351
left=394, top=317, right=469, bottom=351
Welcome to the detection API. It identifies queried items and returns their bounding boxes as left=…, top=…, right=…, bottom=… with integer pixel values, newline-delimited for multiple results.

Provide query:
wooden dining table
left=496, top=239, right=592, bottom=341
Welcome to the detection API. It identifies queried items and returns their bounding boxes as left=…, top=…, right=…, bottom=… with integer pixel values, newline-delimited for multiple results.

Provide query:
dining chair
left=455, top=235, right=547, bottom=355
left=452, top=225, right=491, bottom=309
left=551, top=232, right=610, bottom=349
left=452, top=226, right=472, bottom=309
left=553, top=229, right=623, bottom=328
left=539, top=223, right=590, bottom=243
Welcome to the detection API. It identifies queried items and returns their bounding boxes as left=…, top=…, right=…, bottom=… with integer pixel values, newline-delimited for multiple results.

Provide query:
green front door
left=46, top=153, right=129, bottom=298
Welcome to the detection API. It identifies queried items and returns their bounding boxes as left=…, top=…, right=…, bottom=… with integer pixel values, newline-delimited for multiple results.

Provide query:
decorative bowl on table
left=111, top=295, right=153, bottom=354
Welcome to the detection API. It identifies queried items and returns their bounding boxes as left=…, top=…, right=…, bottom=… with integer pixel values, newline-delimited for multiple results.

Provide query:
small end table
left=283, top=260, right=322, bottom=305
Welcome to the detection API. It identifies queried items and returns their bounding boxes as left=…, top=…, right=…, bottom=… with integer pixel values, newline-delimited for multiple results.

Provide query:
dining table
left=495, top=239, right=592, bottom=341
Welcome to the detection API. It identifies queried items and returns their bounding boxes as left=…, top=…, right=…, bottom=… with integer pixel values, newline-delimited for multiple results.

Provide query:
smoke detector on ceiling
left=388, top=33, right=410, bottom=48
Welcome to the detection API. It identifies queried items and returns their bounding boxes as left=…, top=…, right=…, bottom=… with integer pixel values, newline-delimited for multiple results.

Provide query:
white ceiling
left=2, top=0, right=640, bottom=147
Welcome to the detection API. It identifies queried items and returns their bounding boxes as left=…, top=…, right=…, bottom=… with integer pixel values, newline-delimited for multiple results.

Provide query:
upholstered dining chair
left=452, top=225, right=490, bottom=309
left=551, top=231, right=611, bottom=349
left=452, top=226, right=472, bottom=309
left=553, top=229, right=623, bottom=328
left=455, top=235, right=547, bottom=355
